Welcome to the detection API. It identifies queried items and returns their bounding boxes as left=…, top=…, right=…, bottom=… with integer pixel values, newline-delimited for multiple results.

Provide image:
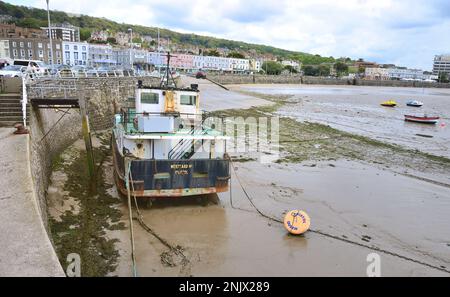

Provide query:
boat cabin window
left=141, top=92, right=159, bottom=104
left=180, top=95, right=197, bottom=106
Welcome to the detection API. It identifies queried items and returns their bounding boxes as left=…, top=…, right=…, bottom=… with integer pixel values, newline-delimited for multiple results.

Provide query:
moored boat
left=406, top=100, right=424, bottom=107
left=381, top=100, right=397, bottom=107
left=404, top=115, right=439, bottom=124
left=112, top=54, right=230, bottom=204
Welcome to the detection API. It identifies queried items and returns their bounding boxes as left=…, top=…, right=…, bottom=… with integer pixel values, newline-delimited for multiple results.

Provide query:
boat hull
left=112, top=136, right=230, bottom=198
left=404, top=115, right=439, bottom=124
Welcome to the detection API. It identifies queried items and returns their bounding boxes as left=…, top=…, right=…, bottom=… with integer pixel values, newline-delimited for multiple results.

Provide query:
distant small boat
left=381, top=100, right=397, bottom=107
left=404, top=115, right=439, bottom=124
left=406, top=100, right=424, bottom=107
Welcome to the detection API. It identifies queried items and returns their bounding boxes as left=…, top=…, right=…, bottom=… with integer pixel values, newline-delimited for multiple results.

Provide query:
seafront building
left=62, top=41, right=89, bottom=66
left=1, top=37, right=63, bottom=64
left=433, top=55, right=450, bottom=76
left=364, top=67, right=389, bottom=80
left=42, top=22, right=80, bottom=42
left=88, top=44, right=116, bottom=67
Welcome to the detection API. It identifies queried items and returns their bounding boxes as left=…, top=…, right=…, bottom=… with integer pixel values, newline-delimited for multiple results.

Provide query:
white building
left=281, top=60, right=301, bottom=70
left=433, top=54, right=450, bottom=76
left=365, top=67, right=390, bottom=80
left=147, top=52, right=165, bottom=67
left=387, top=68, right=426, bottom=80
left=62, top=41, right=89, bottom=66
left=193, top=55, right=231, bottom=71
left=250, top=59, right=262, bottom=72
left=89, top=44, right=116, bottom=67
left=0, top=39, right=10, bottom=59
left=115, top=48, right=149, bottom=69
left=229, top=58, right=250, bottom=72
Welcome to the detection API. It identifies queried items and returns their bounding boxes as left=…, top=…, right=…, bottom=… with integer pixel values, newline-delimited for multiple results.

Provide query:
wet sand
left=47, top=81, right=450, bottom=277
left=240, top=84, right=450, bottom=158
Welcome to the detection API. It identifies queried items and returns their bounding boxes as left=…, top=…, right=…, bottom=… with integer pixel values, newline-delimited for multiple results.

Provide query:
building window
left=56, top=51, right=61, bottom=58
left=74, top=52, right=78, bottom=60
left=20, top=49, right=25, bottom=57
left=82, top=52, right=86, bottom=61
left=65, top=52, right=70, bottom=61
left=82, top=46, right=86, bottom=51
left=56, top=44, right=60, bottom=50
left=74, top=45, right=78, bottom=51
left=65, top=44, right=69, bottom=50
left=38, top=43, right=43, bottom=48
left=27, top=42, right=32, bottom=48
left=28, top=49, right=33, bottom=58
left=13, top=49, right=17, bottom=56
left=180, top=95, right=197, bottom=106
left=141, top=92, right=159, bottom=104
left=39, top=50, right=44, bottom=58
left=12, top=41, right=16, bottom=47
left=20, top=42, right=24, bottom=48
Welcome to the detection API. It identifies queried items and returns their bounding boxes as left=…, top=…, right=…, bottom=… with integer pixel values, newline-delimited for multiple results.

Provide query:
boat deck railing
left=118, top=107, right=225, bottom=135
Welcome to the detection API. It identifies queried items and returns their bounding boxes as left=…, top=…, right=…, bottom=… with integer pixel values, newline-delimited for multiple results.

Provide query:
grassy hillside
left=0, top=0, right=339, bottom=64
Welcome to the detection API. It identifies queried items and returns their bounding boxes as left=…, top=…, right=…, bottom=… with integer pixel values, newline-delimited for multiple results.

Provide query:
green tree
left=106, top=37, right=117, bottom=44
left=204, top=49, right=220, bottom=56
left=80, top=28, right=92, bottom=41
left=438, top=72, right=449, bottom=83
left=334, top=61, right=349, bottom=76
left=261, top=61, right=284, bottom=75
left=302, top=65, right=319, bottom=76
left=318, top=65, right=331, bottom=76
left=284, top=65, right=298, bottom=74
left=227, top=52, right=245, bottom=59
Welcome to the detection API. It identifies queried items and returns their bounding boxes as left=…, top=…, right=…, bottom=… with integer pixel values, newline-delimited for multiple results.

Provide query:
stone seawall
left=28, top=76, right=160, bottom=230
left=207, top=74, right=450, bottom=88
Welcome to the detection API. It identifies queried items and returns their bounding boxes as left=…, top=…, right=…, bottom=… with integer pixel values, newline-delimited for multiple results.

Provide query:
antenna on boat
left=160, top=52, right=178, bottom=89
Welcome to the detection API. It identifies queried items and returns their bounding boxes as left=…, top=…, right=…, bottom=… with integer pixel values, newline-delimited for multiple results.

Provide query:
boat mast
left=160, top=52, right=177, bottom=88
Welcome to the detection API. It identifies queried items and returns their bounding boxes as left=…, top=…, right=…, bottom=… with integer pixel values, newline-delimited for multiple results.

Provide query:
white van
left=12, top=59, right=48, bottom=75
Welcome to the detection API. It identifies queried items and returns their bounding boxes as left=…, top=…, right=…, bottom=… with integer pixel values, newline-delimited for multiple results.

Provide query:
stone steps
left=0, top=93, right=27, bottom=127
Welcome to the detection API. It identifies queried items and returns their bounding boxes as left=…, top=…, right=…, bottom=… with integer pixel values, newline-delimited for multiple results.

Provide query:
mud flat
left=238, top=84, right=450, bottom=158
left=47, top=81, right=450, bottom=276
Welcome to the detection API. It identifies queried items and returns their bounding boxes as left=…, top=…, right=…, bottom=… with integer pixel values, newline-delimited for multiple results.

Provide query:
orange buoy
left=284, top=210, right=311, bottom=235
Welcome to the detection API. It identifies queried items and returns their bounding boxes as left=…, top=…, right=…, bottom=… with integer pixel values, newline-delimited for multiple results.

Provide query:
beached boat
left=112, top=54, right=230, bottom=205
left=381, top=100, right=397, bottom=107
left=404, top=115, right=439, bottom=124
left=406, top=100, right=424, bottom=107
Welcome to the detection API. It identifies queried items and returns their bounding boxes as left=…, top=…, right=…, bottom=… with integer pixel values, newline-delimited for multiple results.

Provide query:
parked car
left=0, top=65, right=25, bottom=77
left=12, top=59, right=48, bottom=75
left=195, top=71, right=206, bottom=79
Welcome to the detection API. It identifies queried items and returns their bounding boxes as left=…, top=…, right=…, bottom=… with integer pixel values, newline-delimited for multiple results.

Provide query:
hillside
left=0, top=0, right=339, bottom=64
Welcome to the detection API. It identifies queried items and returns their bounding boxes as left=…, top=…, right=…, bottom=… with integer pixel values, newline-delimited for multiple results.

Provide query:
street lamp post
left=46, top=0, right=54, bottom=67
left=128, top=28, right=133, bottom=70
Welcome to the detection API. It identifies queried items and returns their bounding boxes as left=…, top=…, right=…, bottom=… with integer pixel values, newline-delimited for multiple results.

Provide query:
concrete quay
left=0, top=128, right=64, bottom=276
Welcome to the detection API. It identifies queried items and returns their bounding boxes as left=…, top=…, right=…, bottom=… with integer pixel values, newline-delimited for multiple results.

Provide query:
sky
left=9, top=0, right=450, bottom=70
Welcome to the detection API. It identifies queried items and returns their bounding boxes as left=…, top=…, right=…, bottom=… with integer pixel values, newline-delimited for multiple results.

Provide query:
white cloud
left=15, top=0, right=450, bottom=70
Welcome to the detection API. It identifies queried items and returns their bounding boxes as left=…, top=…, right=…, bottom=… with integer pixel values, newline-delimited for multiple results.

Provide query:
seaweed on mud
left=49, top=131, right=125, bottom=277
left=211, top=90, right=450, bottom=174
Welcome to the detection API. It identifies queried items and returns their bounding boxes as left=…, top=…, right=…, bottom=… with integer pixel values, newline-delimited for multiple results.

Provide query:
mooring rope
left=228, top=158, right=450, bottom=274
left=128, top=167, right=190, bottom=271
left=125, top=161, right=138, bottom=277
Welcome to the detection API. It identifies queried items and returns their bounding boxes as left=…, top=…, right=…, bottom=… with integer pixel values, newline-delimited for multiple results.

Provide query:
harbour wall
left=207, top=74, right=450, bottom=88
left=28, top=76, right=160, bottom=230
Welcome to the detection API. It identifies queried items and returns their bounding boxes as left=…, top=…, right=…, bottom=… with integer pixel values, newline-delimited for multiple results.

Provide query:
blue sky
left=9, top=0, right=450, bottom=70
